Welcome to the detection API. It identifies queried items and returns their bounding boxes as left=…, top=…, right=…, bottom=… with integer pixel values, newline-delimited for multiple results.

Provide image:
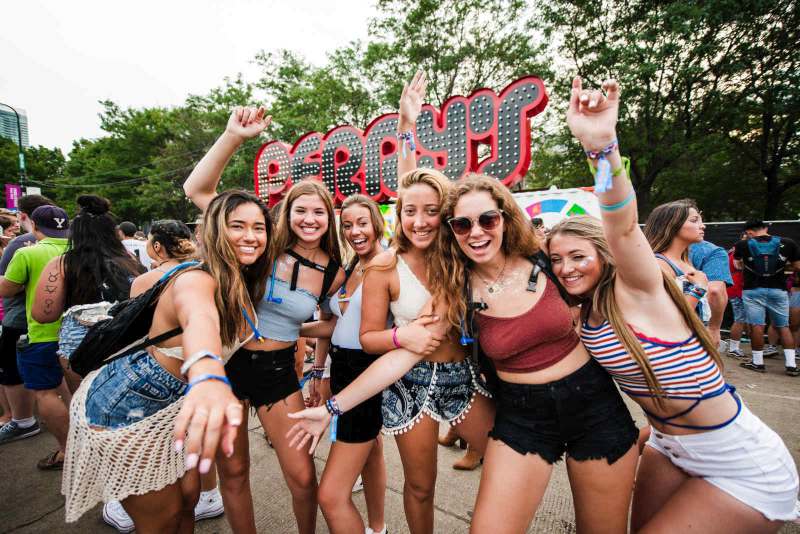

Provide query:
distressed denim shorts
left=730, top=296, right=747, bottom=324
left=58, top=303, right=114, bottom=360
left=85, top=350, right=187, bottom=429
left=743, top=287, right=789, bottom=327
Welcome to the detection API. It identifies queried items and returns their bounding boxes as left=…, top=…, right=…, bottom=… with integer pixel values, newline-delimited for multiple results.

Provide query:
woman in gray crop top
left=185, top=107, right=345, bottom=534
left=288, top=73, right=496, bottom=534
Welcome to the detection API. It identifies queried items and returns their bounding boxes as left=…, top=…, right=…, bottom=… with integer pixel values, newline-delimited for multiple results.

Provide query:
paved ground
left=1, top=349, right=798, bottom=533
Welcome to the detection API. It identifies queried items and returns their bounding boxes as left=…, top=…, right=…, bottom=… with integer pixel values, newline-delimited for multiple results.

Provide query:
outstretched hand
left=225, top=106, right=272, bottom=142
left=286, top=406, right=332, bottom=455
left=399, top=71, right=428, bottom=130
left=566, top=77, right=620, bottom=152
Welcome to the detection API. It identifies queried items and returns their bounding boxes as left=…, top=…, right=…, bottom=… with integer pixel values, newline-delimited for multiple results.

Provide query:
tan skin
left=550, top=76, right=782, bottom=533
left=451, top=190, right=638, bottom=534
left=184, top=106, right=345, bottom=534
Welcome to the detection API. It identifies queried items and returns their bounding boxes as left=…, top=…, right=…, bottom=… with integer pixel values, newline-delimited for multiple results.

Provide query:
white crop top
left=330, top=284, right=364, bottom=349
left=389, top=254, right=431, bottom=327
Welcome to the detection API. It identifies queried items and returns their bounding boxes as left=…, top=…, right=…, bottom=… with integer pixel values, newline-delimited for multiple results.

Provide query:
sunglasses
left=447, top=210, right=504, bottom=236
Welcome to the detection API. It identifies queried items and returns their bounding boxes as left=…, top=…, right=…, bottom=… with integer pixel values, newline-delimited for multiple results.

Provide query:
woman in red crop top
left=546, top=77, right=798, bottom=531
left=437, top=175, right=640, bottom=533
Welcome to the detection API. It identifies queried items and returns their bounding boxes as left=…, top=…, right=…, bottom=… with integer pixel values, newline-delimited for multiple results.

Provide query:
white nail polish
left=185, top=453, right=199, bottom=469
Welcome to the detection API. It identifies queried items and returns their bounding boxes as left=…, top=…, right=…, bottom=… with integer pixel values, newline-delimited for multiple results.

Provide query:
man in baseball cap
left=0, top=204, right=71, bottom=469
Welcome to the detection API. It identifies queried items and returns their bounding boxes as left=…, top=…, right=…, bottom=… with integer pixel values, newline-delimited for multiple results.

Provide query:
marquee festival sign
left=254, top=76, right=548, bottom=206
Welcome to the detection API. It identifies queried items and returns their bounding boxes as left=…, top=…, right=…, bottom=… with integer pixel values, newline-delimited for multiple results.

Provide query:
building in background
left=0, top=106, right=29, bottom=148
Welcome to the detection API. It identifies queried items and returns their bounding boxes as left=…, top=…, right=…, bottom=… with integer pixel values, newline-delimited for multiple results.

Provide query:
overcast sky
left=1, top=0, right=374, bottom=154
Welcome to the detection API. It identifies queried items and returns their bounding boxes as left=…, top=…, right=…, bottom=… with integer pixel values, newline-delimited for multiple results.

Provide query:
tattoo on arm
left=48, top=271, right=58, bottom=283
left=44, top=299, right=53, bottom=313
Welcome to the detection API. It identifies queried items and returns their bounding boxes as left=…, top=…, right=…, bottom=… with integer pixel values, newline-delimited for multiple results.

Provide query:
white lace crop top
left=389, top=254, right=431, bottom=327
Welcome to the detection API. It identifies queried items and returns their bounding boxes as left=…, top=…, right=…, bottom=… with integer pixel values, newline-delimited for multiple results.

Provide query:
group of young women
left=57, top=71, right=798, bottom=534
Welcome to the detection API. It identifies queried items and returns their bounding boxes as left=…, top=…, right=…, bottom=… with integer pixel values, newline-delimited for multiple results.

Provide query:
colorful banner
left=255, top=76, right=548, bottom=207
left=4, top=184, right=22, bottom=211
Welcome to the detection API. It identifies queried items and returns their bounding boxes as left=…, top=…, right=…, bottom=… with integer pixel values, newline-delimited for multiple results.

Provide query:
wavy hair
left=548, top=215, right=722, bottom=406
left=339, top=194, right=384, bottom=271
left=643, top=199, right=699, bottom=261
left=202, top=190, right=273, bottom=347
left=273, top=180, right=341, bottom=266
left=436, top=174, right=540, bottom=329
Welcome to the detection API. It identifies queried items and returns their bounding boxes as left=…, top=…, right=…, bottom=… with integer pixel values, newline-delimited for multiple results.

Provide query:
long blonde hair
left=339, top=194, right=385, bottom=270
left=548, top=215, right=723, bottom=404
left=202, top=191, right=273, bottom=347
left=273, top=180, right=342, bottom=266
left=436, top=174, right=540, bottom=329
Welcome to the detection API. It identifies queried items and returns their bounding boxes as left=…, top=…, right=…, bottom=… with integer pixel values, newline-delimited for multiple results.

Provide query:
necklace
left=475, top=256, right=507, bottom=294
left=154, top=261, right=178, bottom=273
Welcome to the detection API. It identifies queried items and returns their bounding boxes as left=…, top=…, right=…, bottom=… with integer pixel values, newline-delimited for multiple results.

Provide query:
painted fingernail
left=185, top=453, right=199, bottom=469
left=199, top=458, right=212, bottom=474
left=226, top=447, right=234, bottom=458
left=589, top=99, right=597, bottom=108
left=174, top=440, right=183, bottom=452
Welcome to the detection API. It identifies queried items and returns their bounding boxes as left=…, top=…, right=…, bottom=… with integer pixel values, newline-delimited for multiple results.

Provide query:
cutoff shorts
left=330, top=345, right=382, bottom=443
left=16, top=340, right=63, bottom=390
left=225, top=346, right=300, bottom=409
left=743, top=287, right=789, bottom=328
left=729, top=296, right=747, bottom=324
left=85, top=350, right=186, bottom=429
left=790, top=290, right=800, bottom=309
left=490, top=358, right=638, bottom=464
left=381, top=358, right=490, bottom=435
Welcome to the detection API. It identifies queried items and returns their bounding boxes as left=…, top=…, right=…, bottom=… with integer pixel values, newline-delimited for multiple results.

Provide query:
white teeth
left=352, top=238, right=367, bottom=245
left=469, top=240, right=489, bottom=249
left=240, top=246, right=255, bottom=253
left=414, top=230, right=430, bottom=237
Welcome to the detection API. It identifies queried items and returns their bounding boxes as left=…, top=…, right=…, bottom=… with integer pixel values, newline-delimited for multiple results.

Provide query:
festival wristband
left=397, top=131, right=416, bottom=158
left=185, top=374, right=231, bottom=394
left=325, top=396, right=343, bottom=416
left=599, top=189, right=636, bottom=212
left=310, top=367, right=325, bottom=380
left=180, top=350, right=224, bottom=377
left=392, top=326, right=402, bottom=349
left=688, top=286, right=707, bottom=299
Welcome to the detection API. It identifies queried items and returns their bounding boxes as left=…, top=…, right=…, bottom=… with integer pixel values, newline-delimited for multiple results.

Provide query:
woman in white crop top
left=288, top=73, right=495, bottom=534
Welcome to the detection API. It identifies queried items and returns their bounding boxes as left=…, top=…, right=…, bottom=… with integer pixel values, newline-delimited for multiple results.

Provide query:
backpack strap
left=286, top=249, right=328, bottom=292
left=99, top=327, right=184, bottom=370
left=318, top=259, right=341, bottom=305
left=528, top=252, right=571, bottom=304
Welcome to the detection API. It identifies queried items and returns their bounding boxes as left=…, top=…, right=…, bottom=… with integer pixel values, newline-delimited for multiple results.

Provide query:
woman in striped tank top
left=546, top=77, right=798, bottom=532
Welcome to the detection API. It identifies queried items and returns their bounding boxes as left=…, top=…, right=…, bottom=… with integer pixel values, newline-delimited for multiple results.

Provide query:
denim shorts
left=490, top=359, right=638, bottom=464
left=16, top=340, right=63, bottom=390
left=330, top=345, right=382, bottom=443
left=58, top=303, right=114, bottom=360
left=730, top=296, right=747, bottom=324
left=743, top=287, right=789, bottom=327
left=382, top=358, right=489, bottom=434
left=0, top=326, right=24, bottom=386
left=225, top=346, right=299, bottom=409
left=85, top=350, right=187, bottom=429
left=790, top=290, right=800, bottom=309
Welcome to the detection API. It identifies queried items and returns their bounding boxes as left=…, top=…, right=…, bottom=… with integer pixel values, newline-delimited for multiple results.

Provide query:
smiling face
left=289, top=193, right=329, bottom=246
left=341, top=204, right=378, bottom=258
left=678, top=208, right=705, bottom=244
left=548, top=233, right=603, bottom=297
left=450, top=191, right=504, bottom=265
left=226, top=202, right=269, bottom=265
left=399, top=183, right=441, bottom=250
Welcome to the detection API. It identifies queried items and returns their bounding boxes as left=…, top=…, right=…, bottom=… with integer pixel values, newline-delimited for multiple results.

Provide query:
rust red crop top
left=475, top=277, right=579, bottom=373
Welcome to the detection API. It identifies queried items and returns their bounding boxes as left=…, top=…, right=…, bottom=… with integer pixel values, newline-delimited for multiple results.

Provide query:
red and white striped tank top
left=580, top=321, right=726, bottom=400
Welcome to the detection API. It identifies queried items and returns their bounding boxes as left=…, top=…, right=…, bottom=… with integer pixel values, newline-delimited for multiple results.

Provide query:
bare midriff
left=496, top=342, right=590, bottom=384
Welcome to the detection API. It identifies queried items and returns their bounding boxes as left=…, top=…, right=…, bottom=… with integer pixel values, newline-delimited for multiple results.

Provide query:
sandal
left=37, top=450, right=64, bottom=471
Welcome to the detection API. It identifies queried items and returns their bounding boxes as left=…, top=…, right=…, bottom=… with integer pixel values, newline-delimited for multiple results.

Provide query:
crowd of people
left=0, top=72, right=798, bottom=534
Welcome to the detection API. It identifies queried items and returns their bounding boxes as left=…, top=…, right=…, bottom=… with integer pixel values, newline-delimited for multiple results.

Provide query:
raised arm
left=566, top=77, right=662, bottom=293
left=31, top=256, right=66, bottom=323
left=184, top=106, right=271, bottom=211
left=397, top=71, right=428, bottom=178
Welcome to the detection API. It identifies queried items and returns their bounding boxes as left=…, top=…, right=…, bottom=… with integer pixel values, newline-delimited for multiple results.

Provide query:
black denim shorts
left=330, top=345, right=382, bottom=443
left=225, top=346, right=299, bottom=409
left=490, top=358, right=638, bottom=464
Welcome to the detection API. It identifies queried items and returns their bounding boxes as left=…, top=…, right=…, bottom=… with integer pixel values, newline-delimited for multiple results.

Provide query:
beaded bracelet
left=397, top=131, right=416, bottom=158
left=185, top=374, right=231, bottom=394
left=392, top=326, right=402, bottom=349
left=310, top=367, right=325, bottom=380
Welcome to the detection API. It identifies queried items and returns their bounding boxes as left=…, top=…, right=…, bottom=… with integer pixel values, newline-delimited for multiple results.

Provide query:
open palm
left=565, top=77, right=619, bottom=152
left=225, top=106, right=272, bottom=141
left=399, top=71, right=428, bottom=129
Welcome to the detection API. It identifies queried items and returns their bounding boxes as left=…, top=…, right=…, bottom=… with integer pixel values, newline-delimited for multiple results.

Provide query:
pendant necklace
left=476, top=256, right=507, bottom=294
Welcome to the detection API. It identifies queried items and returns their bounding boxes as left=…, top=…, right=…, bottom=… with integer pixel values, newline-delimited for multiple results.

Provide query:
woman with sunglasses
left=184, top=106, right=344, bottom=534
left=544, top=78, right=799, bottom=533
left=289, top=72, right=495, bottom=534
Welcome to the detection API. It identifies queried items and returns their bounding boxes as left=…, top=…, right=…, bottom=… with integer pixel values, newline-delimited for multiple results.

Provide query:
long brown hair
left=548, top=215, right=723, bottom=405
left=339, top=194, right=384, bottom=270
left=436, top=174, right=540, bottom=329
left=643, top=199, right=698, bottom=261
left=202, top=190, right=273, bottom=347
left=273, top=180, right=342, bottom=266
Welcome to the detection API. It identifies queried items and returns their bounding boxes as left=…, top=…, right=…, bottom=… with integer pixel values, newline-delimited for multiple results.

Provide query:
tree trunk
left=763, top=168, right=781, bottom=220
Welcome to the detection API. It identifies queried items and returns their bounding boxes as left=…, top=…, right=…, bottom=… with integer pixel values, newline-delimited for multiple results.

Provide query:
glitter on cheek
left=579, top=256, right=595, bottom=269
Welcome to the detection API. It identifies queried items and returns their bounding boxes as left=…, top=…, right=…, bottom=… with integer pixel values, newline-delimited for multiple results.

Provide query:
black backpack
left=462, top=252, right=571, bottom=394
left=69, top=261, right=198, bottom=377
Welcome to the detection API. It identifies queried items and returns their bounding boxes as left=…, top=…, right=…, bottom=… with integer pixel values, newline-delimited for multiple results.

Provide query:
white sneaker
left=194, top=487, right=224, bottom=521
left=102, top=500, right=134, bottom=533
left=366, top=526, right=388, bottom=534
left=763, top=344, right=779, bottom=357
left=352, top=475, right=364, bottom=493
left=728, top=348, right=745, bottom=359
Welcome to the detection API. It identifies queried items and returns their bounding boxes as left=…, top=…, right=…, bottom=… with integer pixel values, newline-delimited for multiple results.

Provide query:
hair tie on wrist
left=185, top=374, right=231, bottom=394
left=392, top=326, right=402, bottom=349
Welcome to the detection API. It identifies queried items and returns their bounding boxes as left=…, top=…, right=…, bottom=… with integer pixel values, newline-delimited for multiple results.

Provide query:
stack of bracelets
left=687, top=284, right=707, bottom=300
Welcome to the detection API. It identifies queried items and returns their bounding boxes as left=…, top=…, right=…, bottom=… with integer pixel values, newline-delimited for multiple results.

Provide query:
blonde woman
left=546, top=77, right=798, bottom=532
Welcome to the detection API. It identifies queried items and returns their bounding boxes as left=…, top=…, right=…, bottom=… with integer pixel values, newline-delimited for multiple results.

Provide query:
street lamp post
left=0, top=102, right=26, bottom=187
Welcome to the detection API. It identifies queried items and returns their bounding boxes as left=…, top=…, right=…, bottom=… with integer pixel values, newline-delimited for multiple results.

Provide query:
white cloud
left=1, top=0, right=374, bottom=154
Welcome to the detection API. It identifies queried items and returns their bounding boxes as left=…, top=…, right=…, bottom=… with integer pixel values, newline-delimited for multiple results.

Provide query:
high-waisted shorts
left=225, top=345, right=299, bottom=409
left=381, top=358, right=490, bottom=435
left=85, top=349, right=187, bottom=429
left=646, top=401, right=799, bottom=522
left=490, top=358, right=638, bottom=464
left=330, top=345, right=382, bottom=443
